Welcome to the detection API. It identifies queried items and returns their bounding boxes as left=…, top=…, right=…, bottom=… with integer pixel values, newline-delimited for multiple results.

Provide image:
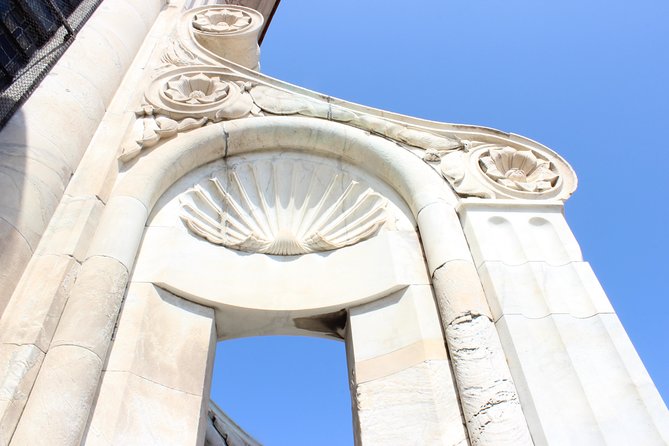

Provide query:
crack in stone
left=104, top=369, right=200, bottom=397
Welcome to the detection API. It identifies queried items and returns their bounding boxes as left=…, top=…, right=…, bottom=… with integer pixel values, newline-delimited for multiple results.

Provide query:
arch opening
left=209, top=336, right=353, bottom=446
left=82, top=117, right=471, bottom=445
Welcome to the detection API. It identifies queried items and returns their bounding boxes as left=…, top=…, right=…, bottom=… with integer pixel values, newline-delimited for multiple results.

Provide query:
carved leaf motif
left=160, top=38, right=201, bottom=67
left=179, top=159, right=388, bottom=255
left=118, top=107, right=207, bottom=162
left=215, top=85, right=257, bottom=120
left=250, top=85, right=323, bottom=116
left=440, top=151, right=466, bottom=182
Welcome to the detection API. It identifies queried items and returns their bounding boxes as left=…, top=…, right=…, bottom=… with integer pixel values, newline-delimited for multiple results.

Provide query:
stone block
left=416, top=200, right=473, bottom=275
left=86, top=196, right=147, bottom=269
left=0, top=220, right=32, bottom=314
left=10, top=345, right=102, bottom=446
left=459, top=203, right=583, bottom=266
left=105, top=283, right=215, bottom=395
left=0, top=254, right=79, bottom=351
left=432, top=260, right=492, bottom=326
left=353, top=360, right=468, bottom=446
left=496, top=314, right=669, bottom=445
left=348, top=286, right=446, bottom=365
left=0, top=149, right=68, bottom=249
left=36, top=196, right=103, bottom=261
left=478, top=260, right=614, bottom=320
left=84, top=370, right=207, bottom=446
left=63, top=111, right=134, bottom=203
left=50, top=256, right=128, bottom=360
left=0, top=344, right=44, bottom=445
left=134, top=227, right=429, bottom=318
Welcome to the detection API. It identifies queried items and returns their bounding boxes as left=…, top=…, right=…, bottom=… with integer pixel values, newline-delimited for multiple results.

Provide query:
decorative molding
left=179, top=158, right=388, bottom=255
left=125, top=6, right=578, bottom=202
left=119, top=105, right=207, bottom=162
left=160, top=37, right=204, bottom=68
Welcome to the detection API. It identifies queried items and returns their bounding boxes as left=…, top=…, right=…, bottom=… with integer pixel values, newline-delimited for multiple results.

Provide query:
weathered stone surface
left=0, top=254, right=79, bottom=352
left=205, top=400, right=262, bottom=446
left=497, top=313, right=669, bottom=445
left=0, top=220, right=32, bottom=315
left=104, top=283, right=216, bottom=395
left=50, top=256, right=128, bottom=359
left=84, top=371, right=207, bottom=446
left=10, top=254, right=128, bottom=445
left=36, top=195, right=104, bottom=261
left=86, top=285, right=215, bottom=445
left=0, top=146, right=67, bottom=250
left=0, top=344, right=44, bottom=445
left=347, top=288, right=467, bottom=444
left=85, top=196, right=147, bottom=270
left=354, top=361, right=468, bottom=446
left=431, top=263, right=532, bottom=446
left=432, top=260, right=493, bottom=326
left=10, top=345, right=102, bottom=446
left=416, top=201, right=474, bottom=275
left=459, top=203, right=583, bottom=267
left=445, top=314, right=532, bottom=445
left=478, top=260, right=614, bottom=320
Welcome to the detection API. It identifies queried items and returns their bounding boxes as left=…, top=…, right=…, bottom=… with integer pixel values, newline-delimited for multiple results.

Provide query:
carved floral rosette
left=187, top=5, right=264, bottom=70
left=145, top=67, right=258, bottom=121
left=179, top=158, right=388, bottom=255
left=192, top=8, right=254, bottom=34
left=435, top=142, right=576, bottom=200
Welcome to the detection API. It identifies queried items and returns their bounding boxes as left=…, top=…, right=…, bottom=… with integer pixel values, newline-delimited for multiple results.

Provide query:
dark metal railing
left=0, top=0, right=103, bottom=129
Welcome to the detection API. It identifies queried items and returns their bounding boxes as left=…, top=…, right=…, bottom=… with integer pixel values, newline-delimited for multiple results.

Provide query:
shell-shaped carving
left=179, top=159, right=388, bottom=255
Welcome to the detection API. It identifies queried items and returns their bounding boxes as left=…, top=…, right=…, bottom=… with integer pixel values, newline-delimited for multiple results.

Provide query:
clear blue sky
left=211, top=1, right=669, bottom=444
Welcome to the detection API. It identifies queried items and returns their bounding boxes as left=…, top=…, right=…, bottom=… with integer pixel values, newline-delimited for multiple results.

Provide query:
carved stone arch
left=24, top=116, right=532, bottom=446
left=88, top=116, right=469, bottom=443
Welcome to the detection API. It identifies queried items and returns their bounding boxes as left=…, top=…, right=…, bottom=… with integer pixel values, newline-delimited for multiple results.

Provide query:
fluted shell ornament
left=179, top=159, right=388, bottom=255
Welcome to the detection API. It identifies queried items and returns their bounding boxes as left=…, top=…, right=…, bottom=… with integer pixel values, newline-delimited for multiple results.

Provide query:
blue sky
left=211, top=1, right=669, bottom=444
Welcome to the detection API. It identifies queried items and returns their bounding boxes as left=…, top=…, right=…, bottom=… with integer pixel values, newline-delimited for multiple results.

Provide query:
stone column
left=347, top=286, right=468, bottom=446
left=460, top=201, right=669, bottom=445
left=417, top=200, right=533, bottom=446
left=83, top=283, right=216, bottom=445
left=8, top=193, right=147, bottom=445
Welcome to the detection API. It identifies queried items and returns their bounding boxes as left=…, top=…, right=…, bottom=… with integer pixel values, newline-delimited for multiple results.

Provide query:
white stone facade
left=0, top=1, right=667, bottom=445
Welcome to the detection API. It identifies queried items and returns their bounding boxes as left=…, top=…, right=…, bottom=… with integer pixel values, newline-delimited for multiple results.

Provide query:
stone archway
left=15, top=117, right=531, bottom=446
left=86, top=144, right=466, bottom=444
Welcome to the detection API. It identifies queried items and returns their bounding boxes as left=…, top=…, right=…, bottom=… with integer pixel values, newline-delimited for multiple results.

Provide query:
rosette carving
left=179, top=158, right=388, bottom=255
left=479, top=147, right=558, bottom=192
left=164, top=73, right=229, bottom=105
left=192, top=9, right=253, bottom=33
left=428, top=142, right=575, bottom=200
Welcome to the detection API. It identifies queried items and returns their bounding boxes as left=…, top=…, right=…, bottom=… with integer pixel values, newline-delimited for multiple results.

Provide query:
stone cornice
left=122, top=4, right=577, bottom=203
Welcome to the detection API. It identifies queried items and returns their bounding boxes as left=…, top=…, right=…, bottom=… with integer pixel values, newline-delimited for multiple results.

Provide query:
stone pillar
left=417, top=200, right=533, bottom=446
left=83, top=284, right=216, bottom=445
left=460, top=201, right=669, bottom=445
left=347, top=286, right=468, bottom=446
left=9, top=256, right=129, bottom=445
left=8, top=175, right=155, bottom=445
